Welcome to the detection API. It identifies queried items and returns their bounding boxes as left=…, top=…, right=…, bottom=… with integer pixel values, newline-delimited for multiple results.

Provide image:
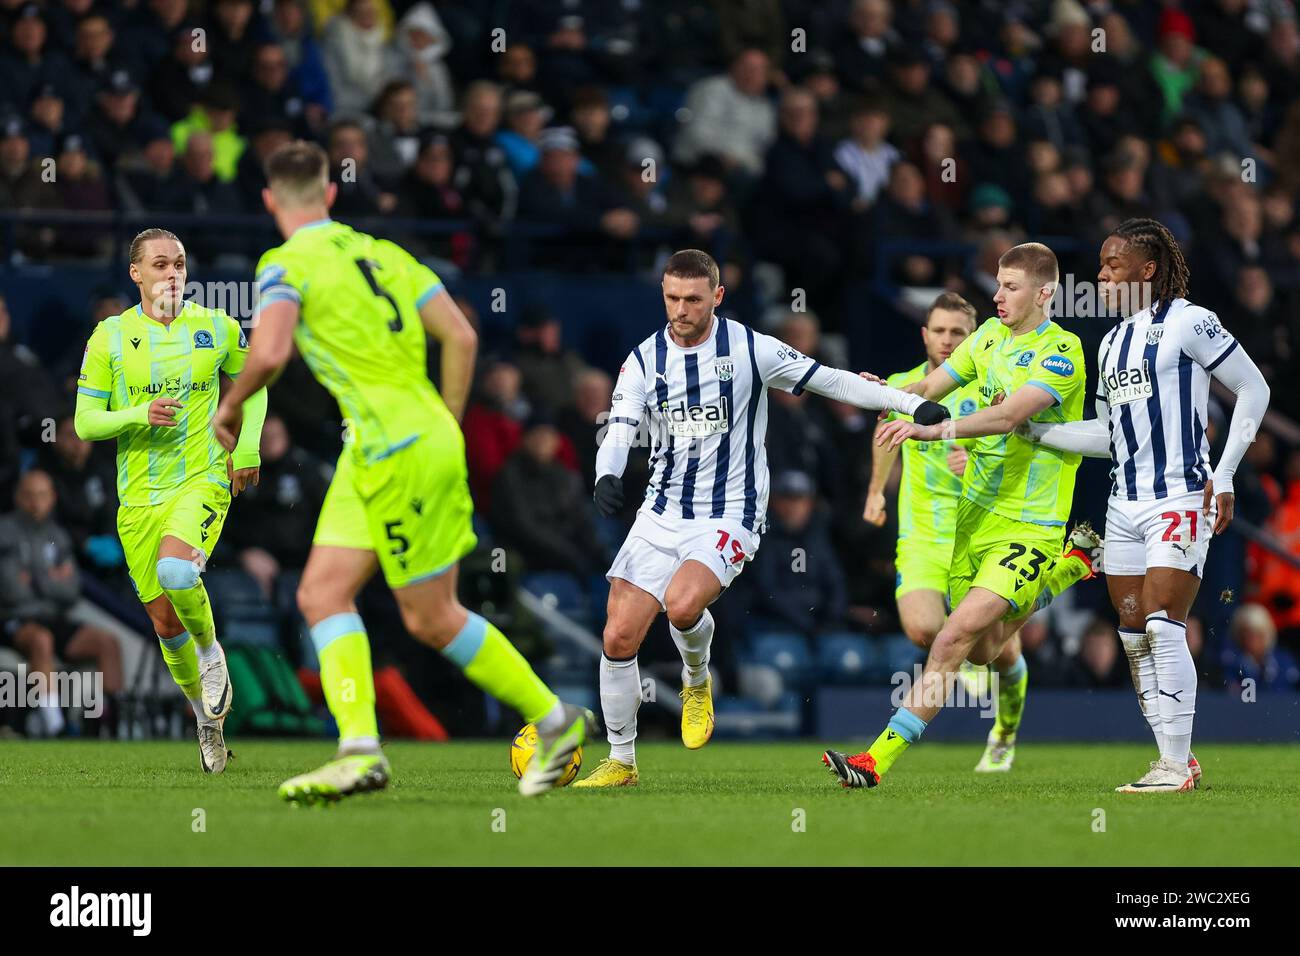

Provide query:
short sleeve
left=1025, top=335, right=1084, bottom=407
left=377, top=239, right=443, bottom=308
left=1176, top=307, right=1239, bottom=371
left=219, top=311, right=250, bottom=375
left=752, top=330, right=821, bottom=395
left=255, top=248, right=306, bottom=310
left=943, top=320, right=986, bottom=385
left=77, top=322, right=113, bottom=403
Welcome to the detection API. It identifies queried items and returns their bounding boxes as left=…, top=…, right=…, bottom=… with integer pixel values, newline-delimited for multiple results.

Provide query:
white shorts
left=606, top=509, right=761, bottom=609
left=1103, top=490, right=1216, bottom=577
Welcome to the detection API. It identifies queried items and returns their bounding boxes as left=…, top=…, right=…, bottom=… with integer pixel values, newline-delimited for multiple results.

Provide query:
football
left=509, top=723, right=582, bottom=786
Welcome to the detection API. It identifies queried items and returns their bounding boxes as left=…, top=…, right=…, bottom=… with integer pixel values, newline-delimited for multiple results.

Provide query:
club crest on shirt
left=714, top=358, right=734, bottom=381
left=1146, top=327, right=1164, bottom=345
left=1015, top=350, right=1036, bottom=367
left=193, top=329, right=214, bottom=349
left=959, top=398, right=977, bottom=416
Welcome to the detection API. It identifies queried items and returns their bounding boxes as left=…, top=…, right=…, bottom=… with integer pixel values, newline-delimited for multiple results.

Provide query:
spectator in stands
left=834, top=98, right=899, bottom=210
left=611, top=136, right=674, bottom=243
left=25, top=84, right=70, bottom=159
left=1078, top=71, right=1142, bottom=160
left=328, top=117, right=396, bottom=217
left=569, top=85, right=621, bottom=185
left=963, top=103, right=1030, bottom=217
left=222, top=414, right=330, bottom=600
left=449, top=80, right=516, bottom=227
left=391, top=2, right=455, bottom=125
left=0, top=4, right=71, bottom=116
left=0, top=469, right=122, bottom=737
left=66, top=11, right=127, bottom=126
left=664, top=154, right=743, bottom=286
left=764, top=385, right=839, bottom=499
left=799, top=48, right=851, bottom=143
left=750, top=86, right=852, bottom=314
left=939, top=50, right=993, bottom=136
left=495, top=88, right=551, bottom=179
left=463, top=359, right=528, bottom=510
left=1065, top=618, right=1128, bottom=688
left=489, top=409, right=604, bottom=577
left=147, top=21, right=219, bottom=123
left=1151, top=117, right=1210, bottom=214
left=46, top=134, right=112, bottom=258
left=208, top=0, right=261, bottom=81
left=397, top=132, right=468, bottom=263
left=1223, top=602, right=1300, bottom=692
left=45, top=0, right=99, bottom=60
left=1082, top=148, right=1157, bottom=240
left=270, top=0, right=334, bottom=116
left=876, top=160, right=955, bottom=286
left=368, top=79, right=423, bottom=189
left=882, top=47, right=963, bottom=148
left=175, top=131, right=247, bottom=260
left=675, top=47, right=776, bottom=178
left=235, top=117, right=295, bottom=211
left=117, top=117, right=190, bottom=213
left=86, top=69, right=162, bottom=174
left=832, top=0, right=897, bottom=94
left=558, top=367, right=611, bottom=488
left=310, top=0, right=396, bottom=39
left=36, top=415, right=119, bottom=568
left=122, top=0, right=190, bottom=67
left=511, top=303, right=587, bottom=415
left=516, top=125, right=638, bottom=270
left=241, top=42, right=316, bottom=139
left=748, top=470, right=848, bottom=637
left=322, top=0, right=396, bottom=118
left=1023, top=67, right=1086, bottom=153
left=170, top=81, right=247, bottom=183
left=0, top=293, right=62, bottom=447
left=495, top=41, right=539, bottom=96
left=1150, top=8, right=1208, bottom=125
left=1183, top=56, right=1253, bottom=160
left=0, top=114, right=52, bottom=229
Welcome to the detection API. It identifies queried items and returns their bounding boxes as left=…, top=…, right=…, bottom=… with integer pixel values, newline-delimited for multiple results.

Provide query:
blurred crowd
left=4, top=0, right=1300, bottom=699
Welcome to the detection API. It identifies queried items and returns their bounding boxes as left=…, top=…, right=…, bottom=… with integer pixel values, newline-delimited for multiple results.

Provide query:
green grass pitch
left=2, top=740, right=1297, bottom=866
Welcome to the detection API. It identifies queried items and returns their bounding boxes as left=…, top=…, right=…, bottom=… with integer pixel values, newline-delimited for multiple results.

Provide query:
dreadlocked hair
left=1111, top=218, right=1190, bottom=309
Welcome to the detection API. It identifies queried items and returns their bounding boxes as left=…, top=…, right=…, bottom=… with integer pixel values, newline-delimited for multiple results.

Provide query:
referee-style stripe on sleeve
left=1205, top=339, right=1239, bottom=371
left=415, top=282, right=444, bottom=309
left=78, top=386, right=109, bottom=399
left=941, top=360, right=968, bottom=384
left=1026, top=380, right=1063, bottom=405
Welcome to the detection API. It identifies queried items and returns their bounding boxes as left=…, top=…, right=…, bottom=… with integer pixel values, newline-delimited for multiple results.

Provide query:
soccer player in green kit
left=213, top=140, right=594, bottom=802
left=863, top=291, right=1101, bottom=772
left=824, top=243, right=1096, bottom=788
left=75, top=228, right=268, bottom=774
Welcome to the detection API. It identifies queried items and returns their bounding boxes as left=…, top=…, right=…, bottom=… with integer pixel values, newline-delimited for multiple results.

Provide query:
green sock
left=868, top=708, right=928, bottom=778
left=164, top=581, right=217, bottom=651
left=311, top=613, right=378, bottom=741
left=1035, top=553, right=1090, bottom=612
left=444, top=612, right=558, bottom=724
left=994, top=655, right=1029, bottom=739
left=158, top=631, right=201, bottom=700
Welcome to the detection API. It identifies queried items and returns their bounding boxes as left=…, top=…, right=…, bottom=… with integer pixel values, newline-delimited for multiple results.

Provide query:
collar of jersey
left=132, top=301, right=192, bottom=325
left=296, top=218, right=334, bottom=232
left=665, top=313, right=719, bottom=352
left=998, top=315, right=1051, bottom=351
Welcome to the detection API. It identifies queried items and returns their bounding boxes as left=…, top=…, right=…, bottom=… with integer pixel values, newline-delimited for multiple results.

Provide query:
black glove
left=593, top=474, right=624, bottom=517
left=913, top=400, right=951, bottom=426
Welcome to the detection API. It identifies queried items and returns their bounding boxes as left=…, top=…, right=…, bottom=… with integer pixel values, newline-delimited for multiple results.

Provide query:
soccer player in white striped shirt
left=1027, top=219, right=1270, bottom=792
left=574, top=249, right=949, bottom=787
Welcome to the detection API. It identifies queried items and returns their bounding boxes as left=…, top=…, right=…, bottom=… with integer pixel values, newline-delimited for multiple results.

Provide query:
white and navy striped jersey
left=605, top=314, right=822, bottom=532
left=1097, top=297, right=1239, bottom=501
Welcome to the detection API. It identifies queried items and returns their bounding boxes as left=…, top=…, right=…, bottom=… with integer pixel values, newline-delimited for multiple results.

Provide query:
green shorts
left=948, top=497, right=1064, bottom=618
left=118, top=476, right=231, bottom=603
left=313, top=435, right=478, bottom=589
left=894, top=536, right=954, bottom=599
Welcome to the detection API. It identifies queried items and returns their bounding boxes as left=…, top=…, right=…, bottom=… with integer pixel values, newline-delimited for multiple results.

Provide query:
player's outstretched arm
left=74, top=388, right=154, bottom=440
left=1022, top=396, right=1111, bottom=458
left=418, top=288, right=477, bottom=421
left=592, top=349, right=649, bottom=516
left=877, top=383, right=1053, bottom=449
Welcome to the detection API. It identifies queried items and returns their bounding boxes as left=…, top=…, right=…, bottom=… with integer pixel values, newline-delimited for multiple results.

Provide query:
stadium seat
left=878, top=633, right=926, bottom=681
left=816, top=632, right=878, bottom=685
left=520, top=572, right=589, bottom=623
left=743, top=632, right=814, bottom=686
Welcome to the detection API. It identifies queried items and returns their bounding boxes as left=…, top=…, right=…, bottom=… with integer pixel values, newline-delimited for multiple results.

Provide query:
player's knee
left=664, top=593, right=705, bottom=632
left=156, top=556, right=201, bottom=591
left=602, top=621, right=642, bottom=659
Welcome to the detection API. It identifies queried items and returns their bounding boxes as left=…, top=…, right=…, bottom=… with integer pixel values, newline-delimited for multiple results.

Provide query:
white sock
left=338, top=735, right=381, bottom=755
left=188, top=696, right=206, bottom=721
left=1147, top=611, right=1196, bottom=766
left=534, top=701, right=567, bottom=734
left=600, top=654, right=641, bottom=766
left=670, top=609, right=714, bottom=688
left=195, top=638, right=221, bottom=664
left=1118, top=627, right=1164, bottom=755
